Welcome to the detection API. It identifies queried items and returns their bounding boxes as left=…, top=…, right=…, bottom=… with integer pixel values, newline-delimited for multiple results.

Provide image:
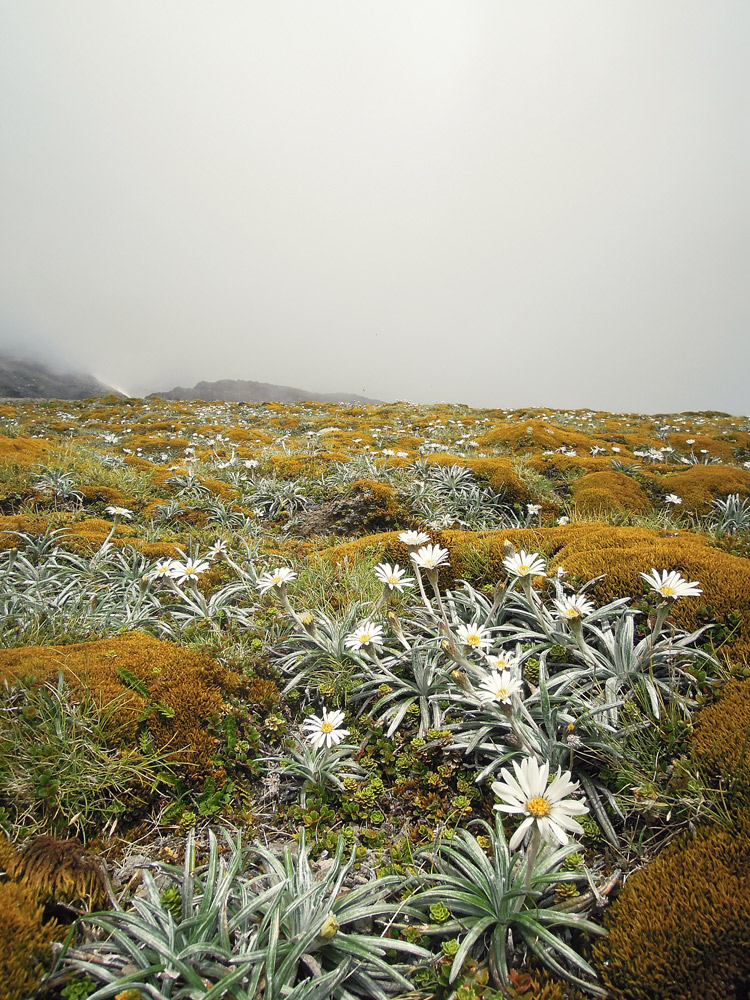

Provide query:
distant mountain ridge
left=149, top=378, right=383, bottom=405
left=0, top=354, right=123, bottom=399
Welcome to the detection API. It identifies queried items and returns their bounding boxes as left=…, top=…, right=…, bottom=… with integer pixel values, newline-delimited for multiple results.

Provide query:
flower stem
left=523, top=826, right=541, bottom=890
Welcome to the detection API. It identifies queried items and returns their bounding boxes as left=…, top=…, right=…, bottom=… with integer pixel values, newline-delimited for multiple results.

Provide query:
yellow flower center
left=660, top=585, right=675, bottom=597
left=496, top=687, right=508, bottom=699
left=518, top=564, right=529, bottom=574
left=359, top=633, right=371, bottom=643
left=526, top=796, right=551, bottom=818
left=564, top=608, right=578, bottom=618
left=466, top=634, right=481, bottom=646
left=321, top=722, right=333, bottom=734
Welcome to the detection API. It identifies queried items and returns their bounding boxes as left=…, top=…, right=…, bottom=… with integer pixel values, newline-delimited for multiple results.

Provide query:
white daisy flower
left=485, top=651, right=520, bottom=672
left=640, top=568, right=703, bottom=601
left=455, top=622, right=492, bottom=650
left=148, top=558, right=177, bottom=580
left=502, top=549, right=547, bottom=578
left=492, top=756, right=589, bottom=850
left=256, top=567, right=298, bottom=594
left=171, top=558, right=211, bottom=584
left=663, top=494, right=683, bottom=505
left=374, top=563, right=414, bottom=591
left=105, top=505, right=133, bottom=519
left=478, top=669, right=523, bottom=705
left=410, top=544, right=451, bottom=570
left=207, top=540, right=229, bottom=560
left=302, top=707, right=349, bottom=750
left=398, top=530, right=431, bottom=547
left=344, top=621, right=384, bottom=651
left=553, top=595, right=595, bottom=621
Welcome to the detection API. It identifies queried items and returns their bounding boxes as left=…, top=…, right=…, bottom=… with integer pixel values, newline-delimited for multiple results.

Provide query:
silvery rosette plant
left=411, top=809, right=605, bottom=993
left=267, top=706, right=367, bottom=805
left=55, top=828, right=428, bottom=1000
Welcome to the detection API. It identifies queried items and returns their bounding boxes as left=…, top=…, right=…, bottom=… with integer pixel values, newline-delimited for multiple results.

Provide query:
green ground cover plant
left=0, top=397, right=748, bottom=998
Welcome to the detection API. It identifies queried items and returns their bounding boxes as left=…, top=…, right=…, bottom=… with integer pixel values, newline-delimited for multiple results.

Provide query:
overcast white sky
left=1, top=2, right=748, bottom=412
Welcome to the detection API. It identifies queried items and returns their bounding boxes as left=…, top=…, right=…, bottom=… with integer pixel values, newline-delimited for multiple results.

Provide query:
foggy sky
left=1, top=2, right=749, bottom=414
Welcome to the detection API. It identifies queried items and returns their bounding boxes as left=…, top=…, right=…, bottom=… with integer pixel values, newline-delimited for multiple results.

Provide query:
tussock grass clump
left=0, top=672, right=173, bottom=838
left=0, top=633, right=233, bottom=782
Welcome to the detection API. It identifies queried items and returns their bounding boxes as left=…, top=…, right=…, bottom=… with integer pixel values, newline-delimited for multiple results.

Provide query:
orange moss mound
left=571, top=470, right=651, bottom=515
left=0, top=880, right=63, bottom=1000
left=0, top=515, right=57, bottom=549
left=123, top=455, right=161, bottom=473
left=661, top=465, right=750, bottom=514
left=466, top=457, right=530, bottom=505
left=0, top=634, right=232, bottom=780
left=0, top=436, right=50, bottom=466
left=78, top=485, right=135, bottom=508
left=40, top=517, right=138, bottom=554
left=0, top=514, right=181, bottom=560
left=526, top=453, right=639, bottom=477
left=476, top=418, right=611, bottom=454
left=594, top=819, right=750, bottom=1000
left=691, top=678, right=750, bottom=790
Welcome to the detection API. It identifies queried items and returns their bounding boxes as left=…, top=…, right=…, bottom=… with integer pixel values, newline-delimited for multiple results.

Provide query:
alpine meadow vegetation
left=0, top=396, right=749, bottom=999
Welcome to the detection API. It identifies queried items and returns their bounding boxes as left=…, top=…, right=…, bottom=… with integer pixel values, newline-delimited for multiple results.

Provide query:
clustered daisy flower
left=374, top=562, right=414, bottom=591
left=105, top=505, right=133, bottom=520
left=502, top=549, right=547, bottom=579
left=492, top=756, right=589, bottom=850
left=553, top=595, right=595, bottom=621
left=256, top=567, right=298, bottom=594
left=398, top=530, right=431, bottom=547
left=455, top=622, right=492, bottom=650
left=478, top=669, right=523, bottom=705
left=170, top=557, right=211, bottom=584
left=410, top=544, right=451, bottom=571
left=148, top=558, right=178, bottom=580
left=345, top=621, right=384, bottom=651
left=302, top=707, right=349, bottom=749
left=640, top=568, right=702, bottom=601
left=485, top=651, right=520, bottom=672
left=207, top=539, right=229, bottom=560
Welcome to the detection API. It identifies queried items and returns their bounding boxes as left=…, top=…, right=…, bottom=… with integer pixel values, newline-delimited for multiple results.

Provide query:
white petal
left=509, top=816, right=534, bottom=851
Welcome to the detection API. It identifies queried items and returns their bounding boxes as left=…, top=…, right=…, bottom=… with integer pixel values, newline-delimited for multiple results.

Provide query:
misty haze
left=1, top=3, right=748, bottom=413
left=2, top=7, right=750, bottom=999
